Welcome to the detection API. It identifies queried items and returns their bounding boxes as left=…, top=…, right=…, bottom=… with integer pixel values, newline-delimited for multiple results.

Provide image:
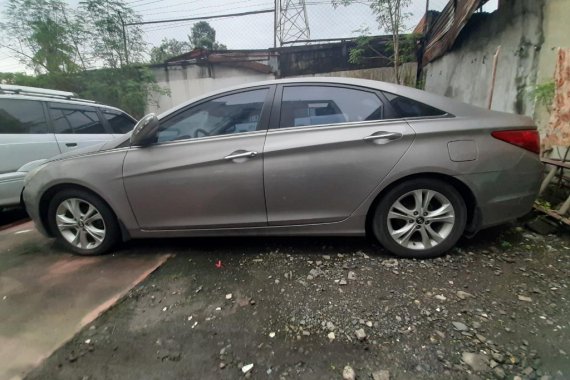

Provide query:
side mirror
left=130, top=113, right=160, bottom=147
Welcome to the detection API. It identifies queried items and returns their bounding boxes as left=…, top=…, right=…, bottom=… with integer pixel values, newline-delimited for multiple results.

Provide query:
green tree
left=335, top=0, right=411, bottom=84
left=189, top=21, right=227, bottom=50
left=150, top=38, right=192, bottom=64
left=1, top=0, right=81, bottom=73
left=79, top=0, right=146, bottom=68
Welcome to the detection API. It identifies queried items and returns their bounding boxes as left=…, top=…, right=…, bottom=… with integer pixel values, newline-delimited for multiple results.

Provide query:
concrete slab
left=0, top=221, right=170, bottom=380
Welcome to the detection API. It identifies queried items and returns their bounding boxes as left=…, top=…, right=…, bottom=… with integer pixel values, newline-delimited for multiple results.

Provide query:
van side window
left=0, top=99, right=49, bottom=134
left=49, top=104, right=106, bottom=134
left=102, top=110, right=136, bottom=134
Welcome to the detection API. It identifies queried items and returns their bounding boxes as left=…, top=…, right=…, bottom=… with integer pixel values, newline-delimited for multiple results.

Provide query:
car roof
left=159, top=77, right=493, bottom=119
left=0, top=94, right=133, bottom=117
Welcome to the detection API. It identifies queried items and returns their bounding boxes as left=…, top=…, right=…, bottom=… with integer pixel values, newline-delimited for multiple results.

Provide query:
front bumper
left=0, top=172, right=26, bottom=208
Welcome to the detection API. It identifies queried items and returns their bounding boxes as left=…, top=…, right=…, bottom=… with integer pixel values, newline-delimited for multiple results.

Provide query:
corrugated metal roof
left=422, top=0, right=489, bottom=64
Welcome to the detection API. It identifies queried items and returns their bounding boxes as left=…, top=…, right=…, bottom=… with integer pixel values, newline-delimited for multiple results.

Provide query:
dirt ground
left=25, top=221, right=569, bottom=380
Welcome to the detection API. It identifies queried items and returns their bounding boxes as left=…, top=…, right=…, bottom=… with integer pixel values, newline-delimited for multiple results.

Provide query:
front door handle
left=65, top=142, right=78, bottom=147
left=363, top=132, right=403, bottom=141
left=224, top=151, right=258, bottom=160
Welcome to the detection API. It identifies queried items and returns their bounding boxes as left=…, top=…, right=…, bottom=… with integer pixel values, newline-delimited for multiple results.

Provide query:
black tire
left=47, top=189, right=120, bottom=256
left=372, top=178, right=467, bottom=259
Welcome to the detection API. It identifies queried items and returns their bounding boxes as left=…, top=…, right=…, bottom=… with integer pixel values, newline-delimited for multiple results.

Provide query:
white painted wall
left=148, top=64, right=274, bottom=114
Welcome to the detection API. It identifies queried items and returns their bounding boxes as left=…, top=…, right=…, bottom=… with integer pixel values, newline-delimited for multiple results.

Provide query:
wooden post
left=487, top=45, right=501, bottom=109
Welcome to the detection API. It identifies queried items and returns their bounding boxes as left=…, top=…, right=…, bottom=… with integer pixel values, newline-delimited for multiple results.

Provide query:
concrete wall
left=424, top=0, right=545, bottom=119
left=148, top=64, right=274, bottom=114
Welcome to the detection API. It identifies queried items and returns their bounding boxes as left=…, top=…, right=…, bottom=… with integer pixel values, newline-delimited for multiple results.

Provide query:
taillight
left=491, top=130, right=540, bottom=154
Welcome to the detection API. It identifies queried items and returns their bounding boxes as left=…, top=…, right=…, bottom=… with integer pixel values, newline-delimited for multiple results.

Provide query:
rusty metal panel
left=423, top=0, right=485, bottom=65
left=543, top=48, right=570, bottom=150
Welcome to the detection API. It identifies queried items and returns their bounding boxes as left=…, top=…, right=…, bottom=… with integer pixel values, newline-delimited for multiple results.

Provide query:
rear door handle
left=363, top=131, right=403, bottom=141
left=224, top=151, right=258, bottom=160
left=65, top=142, right=78, bottom=147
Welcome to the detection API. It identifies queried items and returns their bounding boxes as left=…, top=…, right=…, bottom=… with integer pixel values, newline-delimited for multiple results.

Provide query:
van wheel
left=372, top=178, right=467, bottom=259
left=47, top=189, right=119, bottom=255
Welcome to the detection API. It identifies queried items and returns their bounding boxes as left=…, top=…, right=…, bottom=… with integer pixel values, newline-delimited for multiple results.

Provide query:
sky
left=0, top=0, right=498, bottom=73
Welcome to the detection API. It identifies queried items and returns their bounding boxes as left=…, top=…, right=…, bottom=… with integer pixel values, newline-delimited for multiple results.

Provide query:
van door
left=48, top=103, right=115, bottom=153
left=0, top=98, right=60, bottom=174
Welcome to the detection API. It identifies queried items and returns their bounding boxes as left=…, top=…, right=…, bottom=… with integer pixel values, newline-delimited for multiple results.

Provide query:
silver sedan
left=22, top=78, right=543, bottom=258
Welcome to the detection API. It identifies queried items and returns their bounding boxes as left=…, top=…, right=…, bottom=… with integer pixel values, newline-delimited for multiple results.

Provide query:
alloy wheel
left=387, top=189, right=456, bottom=250
left=55, top=198, right=106, bottom=250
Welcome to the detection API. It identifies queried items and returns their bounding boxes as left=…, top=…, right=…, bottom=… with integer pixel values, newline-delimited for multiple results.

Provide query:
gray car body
left=22, top=77, right=543, bottom=241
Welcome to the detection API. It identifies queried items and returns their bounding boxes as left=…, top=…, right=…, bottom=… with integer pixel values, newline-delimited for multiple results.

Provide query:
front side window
left=157, top=88, right=268, bottom=143
left=279, top=86, right=384, bottom=129
left=0, top=99, right=49, bottom=134
left=49, top=104, right=106, bottom=134
left=102, top=110, right=135, bottom=134
left=383, top=92, right=447, bottom=118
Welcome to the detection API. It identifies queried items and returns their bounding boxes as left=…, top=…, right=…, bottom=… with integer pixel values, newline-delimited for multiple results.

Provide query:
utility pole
left=276, top=0, right=310, bottom=46
left=118, top=11, right=129, bottom=66
left=274, top=0, right=278, bottom=48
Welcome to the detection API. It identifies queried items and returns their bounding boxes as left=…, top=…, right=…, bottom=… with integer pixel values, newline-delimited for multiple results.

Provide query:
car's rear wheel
left=47, top=189, right=119, bottom=255
left=372, top=178, right=467, bottom=258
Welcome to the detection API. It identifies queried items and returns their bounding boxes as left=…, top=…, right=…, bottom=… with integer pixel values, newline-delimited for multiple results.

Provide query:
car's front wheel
left=47, top=189, right=119, bottom=255
left=372, top=178, right=467, bottom=258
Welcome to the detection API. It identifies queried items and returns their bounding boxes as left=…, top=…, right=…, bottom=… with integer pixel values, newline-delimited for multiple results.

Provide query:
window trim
left=152, top=85, right=276, bottom=146
left=270, top=83, right=396, bottom=131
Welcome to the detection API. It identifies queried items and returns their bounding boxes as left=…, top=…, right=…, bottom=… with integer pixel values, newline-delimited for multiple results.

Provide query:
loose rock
left=457, top=291, right=474, bottom=300
left=355, top=328, right=367, bottom=341
left=372, top=369, right=390, bottom=380
left=462, top=352, right=489, bottom=372
left=241, top=363, right=254, bottom=374
left=518, top=295, right=532, bottom=302
left=452, top=322, right=468, bottom=331
left=342, top=365, right=356, bottom=380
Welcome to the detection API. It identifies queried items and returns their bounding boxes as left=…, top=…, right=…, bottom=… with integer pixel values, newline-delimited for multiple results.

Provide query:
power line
left=126, top=8, right=275, bottom=26
left=127, top=0, right=164, bottom=8
left=137, top=0, right=270, bottom=14
left=138, top=1, right=273, bottom=17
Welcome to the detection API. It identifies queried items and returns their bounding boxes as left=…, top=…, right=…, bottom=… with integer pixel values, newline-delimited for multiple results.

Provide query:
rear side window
left=279, top=86, right=384, bottom=129
left=102, top=110, right=135, bottom=134
left=0, top=99, right=49, bottom=134
left=383, top=92, right=446, bottom=118
left=49, top=104, right=106, bottom=134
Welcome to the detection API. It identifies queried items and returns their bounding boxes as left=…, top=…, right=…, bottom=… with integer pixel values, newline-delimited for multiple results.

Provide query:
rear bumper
left=0, top=172, right=26, bottom=208
left=457, top=157, right=543, bottom=229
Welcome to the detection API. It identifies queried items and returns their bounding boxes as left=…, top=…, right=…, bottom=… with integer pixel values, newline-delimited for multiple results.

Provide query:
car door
left=263, top=84, right=415, bottom=225
left=48, top=102, right=115, bottom=153
left=0, top=98, right=60, bottom=174
left=122, top=86, right=274, bottom=230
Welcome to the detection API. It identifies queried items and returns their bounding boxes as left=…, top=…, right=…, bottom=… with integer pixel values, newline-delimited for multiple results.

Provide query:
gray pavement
left=0, top=221, right=170, bottom=380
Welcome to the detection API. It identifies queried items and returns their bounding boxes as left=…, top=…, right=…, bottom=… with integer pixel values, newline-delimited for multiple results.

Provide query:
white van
left=0, top=85, right=136, bottom=209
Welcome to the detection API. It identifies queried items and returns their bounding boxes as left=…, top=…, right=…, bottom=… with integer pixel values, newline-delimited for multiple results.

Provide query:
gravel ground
left=26, top=221, right=569, bottom=380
